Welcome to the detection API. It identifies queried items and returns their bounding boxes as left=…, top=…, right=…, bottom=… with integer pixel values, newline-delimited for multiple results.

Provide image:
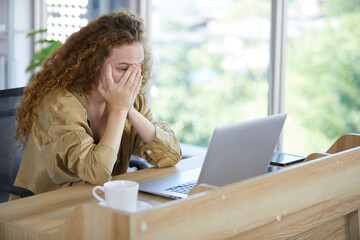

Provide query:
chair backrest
left=0, top=87, right=24, bottom=202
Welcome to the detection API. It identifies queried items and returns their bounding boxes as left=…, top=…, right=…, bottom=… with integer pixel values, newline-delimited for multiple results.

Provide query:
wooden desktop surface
left=1, top=146, right=360, bottom=240
left=0, top=156, right=204, bottom=236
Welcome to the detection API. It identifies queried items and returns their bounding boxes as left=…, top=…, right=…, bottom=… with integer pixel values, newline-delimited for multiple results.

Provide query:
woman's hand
left=98, top=63, right=142, bottom=113
left=130, top=64, right=143, bottom=110
left=97, top=63, right=142, bottom=152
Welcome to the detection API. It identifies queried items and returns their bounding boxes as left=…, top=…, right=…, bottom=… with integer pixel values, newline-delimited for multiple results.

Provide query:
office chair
left=0, top=87, right=149, bottom=203
left=0, top=87, right=33, bottom=202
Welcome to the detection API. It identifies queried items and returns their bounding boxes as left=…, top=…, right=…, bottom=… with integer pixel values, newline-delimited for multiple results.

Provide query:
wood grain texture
left=304, top=152, right=330, bottom=162
left=128, top=147, right=360, bottom=239
left=348, top=210, right=360, bottom=240
left=287, top=216, right=348, bottom=240
left=305, top=134, right=360, bottom=162
left=326, top=134, right=360, bottom=154
left=0, top=156, right=204, bottom=239
left=1, top=145, right=360, bottom=239
left=188, top=183, right=218, bottom=196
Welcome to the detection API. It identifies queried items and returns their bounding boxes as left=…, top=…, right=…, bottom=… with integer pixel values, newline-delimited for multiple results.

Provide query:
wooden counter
left=1, top=144, right=360, bottom=239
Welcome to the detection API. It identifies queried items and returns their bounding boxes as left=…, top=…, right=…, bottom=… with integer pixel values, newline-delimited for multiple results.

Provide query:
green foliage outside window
left=285, top=4, right=360, bottom=154
left=26, top=29, right=62, bottom=81
left=152, top=41, right=268, bottom=147
left=151, top=0, right=360, bottom=155
left=24, top=0, right=360, bottom=155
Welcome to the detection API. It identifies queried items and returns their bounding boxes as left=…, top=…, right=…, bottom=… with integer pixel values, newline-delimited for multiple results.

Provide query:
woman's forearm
left=98, top=109, right=128, bottom=152
left=128, top=107, right=156, bottom=143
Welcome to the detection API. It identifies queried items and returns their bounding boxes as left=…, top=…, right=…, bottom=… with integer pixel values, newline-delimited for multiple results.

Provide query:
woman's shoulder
left=43, top=89, right=81, bottom=104
left=42, top=89, right=86, bottom=113
left=39, top=90, right=88, bottom=124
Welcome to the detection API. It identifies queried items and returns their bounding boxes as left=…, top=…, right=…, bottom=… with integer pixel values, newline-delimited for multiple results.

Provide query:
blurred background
left=0, top=0, right=359, bottom=156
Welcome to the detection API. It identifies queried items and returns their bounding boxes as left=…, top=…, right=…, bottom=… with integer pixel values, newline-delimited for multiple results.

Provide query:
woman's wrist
left=108, top=106, right=129, bottom=115
left=127, top=106, right=137, bottom=119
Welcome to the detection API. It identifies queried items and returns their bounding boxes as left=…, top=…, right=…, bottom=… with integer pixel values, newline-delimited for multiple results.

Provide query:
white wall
left=0, top=0, right=33, bottom=89
left=11, top=0, right=33, bottom=88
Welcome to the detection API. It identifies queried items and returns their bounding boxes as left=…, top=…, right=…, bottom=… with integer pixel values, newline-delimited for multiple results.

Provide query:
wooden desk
left=0, top=156, right=203, bottom=238
left=1, top=147, right=360, bottom=240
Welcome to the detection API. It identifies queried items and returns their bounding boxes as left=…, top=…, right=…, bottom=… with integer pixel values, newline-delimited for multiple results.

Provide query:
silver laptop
left=139, top=113, right=287, bottom=199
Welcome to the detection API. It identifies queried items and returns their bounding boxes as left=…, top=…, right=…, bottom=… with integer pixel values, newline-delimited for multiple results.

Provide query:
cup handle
left=92, top=186, right=105, bottom=204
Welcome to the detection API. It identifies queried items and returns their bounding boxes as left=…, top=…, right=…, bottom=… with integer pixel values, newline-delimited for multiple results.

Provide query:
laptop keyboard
left=165, top=181, right=197, bottom=195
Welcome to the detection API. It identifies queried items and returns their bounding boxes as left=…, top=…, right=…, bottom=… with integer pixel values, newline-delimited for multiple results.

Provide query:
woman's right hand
left=98, top=63, right=142, bottom=113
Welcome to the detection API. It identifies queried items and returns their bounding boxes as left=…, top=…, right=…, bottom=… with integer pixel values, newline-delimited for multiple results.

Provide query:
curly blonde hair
left=15, top=10, right=152, bottom=147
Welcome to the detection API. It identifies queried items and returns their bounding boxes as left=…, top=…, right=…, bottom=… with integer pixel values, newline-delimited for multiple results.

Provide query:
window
left=39, top=0, right=359, bottom=155
left=46, top=0, right=89, bottom=42
left=150, top=0, right=271, bottom=147
left=283, top=0, right=360, bottom=155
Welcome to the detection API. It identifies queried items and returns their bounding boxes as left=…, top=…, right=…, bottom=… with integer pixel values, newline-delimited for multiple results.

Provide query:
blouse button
left=146, top=150, right=152, bottom=155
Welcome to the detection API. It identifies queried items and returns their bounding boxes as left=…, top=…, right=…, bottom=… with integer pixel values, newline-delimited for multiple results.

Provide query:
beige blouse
left=11, top=90, right=181, bottom=200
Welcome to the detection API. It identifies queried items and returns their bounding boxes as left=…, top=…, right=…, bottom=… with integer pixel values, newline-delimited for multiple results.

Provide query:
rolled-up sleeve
left=36, top=92, right=117, bottom=186
left=132, top=93, right=182, bottom=167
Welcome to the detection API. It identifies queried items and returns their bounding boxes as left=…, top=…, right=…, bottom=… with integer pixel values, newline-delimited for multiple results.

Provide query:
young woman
left=11, top=10, right=181, bottom=199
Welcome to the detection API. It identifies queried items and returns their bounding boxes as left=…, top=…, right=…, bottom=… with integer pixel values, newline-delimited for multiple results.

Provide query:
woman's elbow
left=156, top=150, right=182, bottom=168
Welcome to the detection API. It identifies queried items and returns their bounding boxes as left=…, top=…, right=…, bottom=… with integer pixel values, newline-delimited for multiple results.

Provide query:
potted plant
left=26, top=29, right=62, bottom=81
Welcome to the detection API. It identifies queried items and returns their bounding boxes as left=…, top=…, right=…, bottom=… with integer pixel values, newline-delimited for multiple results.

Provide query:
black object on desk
left=267, top=165, right=283, bottom=173
left=270, top=151, right=305, bottom=166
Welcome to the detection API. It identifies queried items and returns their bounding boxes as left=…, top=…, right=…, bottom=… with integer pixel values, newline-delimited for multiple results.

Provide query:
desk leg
left=348, top=209, right=360, bottom=240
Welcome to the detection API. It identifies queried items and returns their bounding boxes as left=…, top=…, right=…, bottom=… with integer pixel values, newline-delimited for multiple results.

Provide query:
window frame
left=142, top=0, right=288, bottom=150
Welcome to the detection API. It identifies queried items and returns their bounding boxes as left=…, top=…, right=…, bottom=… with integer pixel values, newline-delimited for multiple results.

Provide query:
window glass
left=46, top=0, right=89, bottom=42
left=150, top=0, right=271, bottom=147
left=45, top=0, right=123, bottom=42
left=283, top=0, right=360, bottom=155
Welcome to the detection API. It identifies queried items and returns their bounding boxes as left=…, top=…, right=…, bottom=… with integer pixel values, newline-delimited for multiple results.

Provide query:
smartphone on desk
left=270, top=151, right=305, bottom=166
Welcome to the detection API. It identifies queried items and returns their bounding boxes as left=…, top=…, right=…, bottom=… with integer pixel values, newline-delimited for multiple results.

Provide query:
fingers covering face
left=101, top=63, right=142, bottom=97
left=104, top=63, right=114, bottom=89
left=131, top=74, right=142, bottom=93
left=123, top=65, right=141, bottom=90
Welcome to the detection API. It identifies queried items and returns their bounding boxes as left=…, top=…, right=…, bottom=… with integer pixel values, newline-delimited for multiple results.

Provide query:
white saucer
left=98, top=200, right=152, bottom=212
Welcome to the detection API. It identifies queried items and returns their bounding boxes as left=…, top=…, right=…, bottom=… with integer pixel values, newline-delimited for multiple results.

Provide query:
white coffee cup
left=92, top=180, right=139, bottom=212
